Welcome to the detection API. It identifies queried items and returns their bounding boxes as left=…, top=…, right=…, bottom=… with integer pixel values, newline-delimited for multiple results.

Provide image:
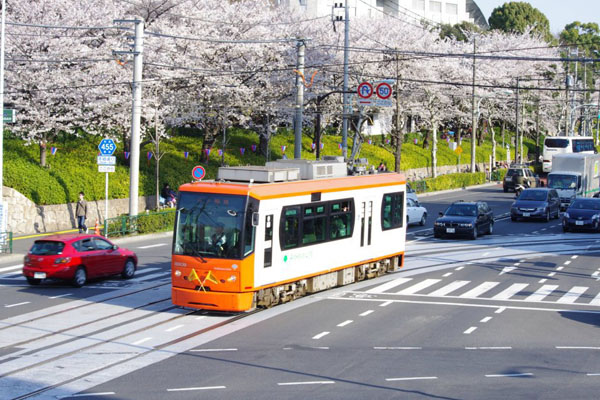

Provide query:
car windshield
left=30, top=241, right=65, bottom=255
left=570, top=200, right=600, bottom=210
left=506, top=169, right=517, bottom=177
left=548, top=174, right=578, bottom=190
left=444, top=204, right=477, bottom=217
left=518, top=190, right=547, bottom=201
left=174, top=192, right=247, bottom=259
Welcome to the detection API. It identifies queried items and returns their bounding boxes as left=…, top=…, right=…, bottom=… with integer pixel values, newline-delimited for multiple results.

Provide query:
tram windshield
left=174, top=192, right=248, bottom=259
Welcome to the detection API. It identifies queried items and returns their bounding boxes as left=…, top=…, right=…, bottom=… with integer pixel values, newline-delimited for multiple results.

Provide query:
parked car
left=22, top=234, right=138, bottom=287
left=503, top=164, right=540, bottom=192
left=562, top=198, right=600, bottom=232
left=406, top=182, right=418, bottom=204
left=433, top=201, right=493, bottom=240
left=406, top=197, right=427, bottom=226
left=510, top=188, right=560, bottom=222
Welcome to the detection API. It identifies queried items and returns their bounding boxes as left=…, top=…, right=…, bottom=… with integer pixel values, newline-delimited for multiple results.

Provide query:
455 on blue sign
left=98, top=138, right=116, bottom=156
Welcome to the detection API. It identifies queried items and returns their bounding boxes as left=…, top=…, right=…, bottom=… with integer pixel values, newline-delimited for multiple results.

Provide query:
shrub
left=411, top=172, right=487, bottom=193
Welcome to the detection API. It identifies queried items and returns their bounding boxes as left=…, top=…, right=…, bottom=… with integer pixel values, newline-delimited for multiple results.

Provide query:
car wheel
left=511, top=216, right=517, bottom=222
left=26, top=277, right=41, bottom=286
left=434, top=232, right=441, bottom=239
left=121, top=259, right=136, bottom=279
left=419, top=213, right=427, bottom=226
left=488, top=222, right=494, bottom=235
left=72, top=267, right=87, bottom=288
left=563, top=226, right=569, bottom=233
left=471, top=227, right=478, bottom=240
left=545, top=210, right=550, bottom=222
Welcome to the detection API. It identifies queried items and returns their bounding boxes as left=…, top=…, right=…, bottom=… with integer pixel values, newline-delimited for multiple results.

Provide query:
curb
left=417, top=181, right=501, bottom=198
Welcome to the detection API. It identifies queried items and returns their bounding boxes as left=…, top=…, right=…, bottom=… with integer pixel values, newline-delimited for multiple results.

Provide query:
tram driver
left=208, top=223, right=227, bottom=254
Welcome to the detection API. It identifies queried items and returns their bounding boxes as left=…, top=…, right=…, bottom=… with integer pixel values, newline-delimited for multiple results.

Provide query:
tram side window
left=282, top=207, right=300, bottom=249
left=382, top=192, right=404, bottom=230
left=302, top=205, right=326, bottom=245
left=329, top=201, right=352, bottom=240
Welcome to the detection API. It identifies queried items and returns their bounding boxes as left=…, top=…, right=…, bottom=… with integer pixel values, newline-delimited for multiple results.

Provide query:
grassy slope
left=4, top=129, right=528, bottom=205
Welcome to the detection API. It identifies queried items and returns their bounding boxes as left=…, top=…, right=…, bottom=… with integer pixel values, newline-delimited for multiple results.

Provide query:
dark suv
left=433, top=201, right=494, bottom=240
left=503, top=164, right=540, bottom=192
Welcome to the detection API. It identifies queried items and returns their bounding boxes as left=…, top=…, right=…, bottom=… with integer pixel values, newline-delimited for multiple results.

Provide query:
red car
left=22, top=234, right=138, bottom=287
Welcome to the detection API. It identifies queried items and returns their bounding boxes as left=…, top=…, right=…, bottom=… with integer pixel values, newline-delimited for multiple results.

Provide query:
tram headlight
left=228, top=275, right=236, bottom=282
left=174, top=270, right=182, bottom=277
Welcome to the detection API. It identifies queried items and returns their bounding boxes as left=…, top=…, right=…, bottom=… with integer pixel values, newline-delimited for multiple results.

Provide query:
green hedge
left=411, top=172, right=487, bottom=193
left=104, top=210, right=175, bottom=237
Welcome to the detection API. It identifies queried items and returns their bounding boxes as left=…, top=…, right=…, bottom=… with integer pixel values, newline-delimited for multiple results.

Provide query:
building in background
left=276, top=0, right=488, bottom=29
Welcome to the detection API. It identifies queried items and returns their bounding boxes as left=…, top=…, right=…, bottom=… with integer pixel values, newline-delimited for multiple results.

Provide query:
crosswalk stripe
left=525, top=285, right=559, bottom=302
left=428, top=281, right=470, bottom=296
left=459, top=282, right=500, bottom=298
left=491, top=283, right=529, bottom=300
left=591, top=292, right=600, bottom=306
left=366, top=278, right=412, bottom=294
left=556, top=286, right=588, bottom=304
left=396, top=279, right=441, bottom=295
left=0, top=264, right=22, bottom=273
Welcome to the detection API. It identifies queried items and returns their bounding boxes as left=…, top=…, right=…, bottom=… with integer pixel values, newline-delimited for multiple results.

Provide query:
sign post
left=98, top=139, right=116, bottom=224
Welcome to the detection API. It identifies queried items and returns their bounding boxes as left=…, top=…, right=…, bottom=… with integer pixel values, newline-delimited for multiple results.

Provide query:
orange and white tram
left=171, top=160, right=407, bottom=312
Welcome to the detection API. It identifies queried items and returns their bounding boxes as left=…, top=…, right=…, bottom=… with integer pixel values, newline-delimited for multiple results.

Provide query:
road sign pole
left=105, top=172, right=109, bottom=225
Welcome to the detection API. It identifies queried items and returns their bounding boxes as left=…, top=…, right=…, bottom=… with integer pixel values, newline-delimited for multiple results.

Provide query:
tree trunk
left=477, top=119, right=484, bottom=146
left=39, top=133, right=47, bottom=167
left=432, top=124, right=438, bottom=178
left=155, top=141, right=160, bottom=210
left=489, top=117, right=496, bottom=170
left=315, top=105, right=322, bottom=160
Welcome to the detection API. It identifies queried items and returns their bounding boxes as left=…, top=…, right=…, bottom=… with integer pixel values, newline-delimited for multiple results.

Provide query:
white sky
left=474, top=0, right=600, bottom=34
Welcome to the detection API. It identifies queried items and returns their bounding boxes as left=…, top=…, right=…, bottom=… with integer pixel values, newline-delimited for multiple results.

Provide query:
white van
left=542, top=136, right=596, bottom=173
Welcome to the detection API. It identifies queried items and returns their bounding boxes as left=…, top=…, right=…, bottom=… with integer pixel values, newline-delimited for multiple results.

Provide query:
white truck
left=548, top=153, right=600, bottom=210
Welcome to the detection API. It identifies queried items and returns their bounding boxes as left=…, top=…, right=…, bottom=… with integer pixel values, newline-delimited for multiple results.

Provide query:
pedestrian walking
left=76, top=191, right=88, bottom=233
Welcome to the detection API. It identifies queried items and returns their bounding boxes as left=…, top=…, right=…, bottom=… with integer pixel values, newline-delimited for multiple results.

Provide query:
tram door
left=359, top=200, right=373, bottom=247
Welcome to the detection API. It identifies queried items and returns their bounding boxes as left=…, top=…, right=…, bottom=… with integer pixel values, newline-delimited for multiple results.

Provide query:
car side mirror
left=112, top=245, right=118, bottom=250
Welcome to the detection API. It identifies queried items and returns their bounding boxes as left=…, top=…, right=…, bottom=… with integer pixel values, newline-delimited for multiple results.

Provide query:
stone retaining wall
left=2, top=187, right=158, bottom=235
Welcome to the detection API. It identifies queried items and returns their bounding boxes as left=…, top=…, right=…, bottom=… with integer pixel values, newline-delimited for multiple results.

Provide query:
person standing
left=76, top=192, right=88, bottom=233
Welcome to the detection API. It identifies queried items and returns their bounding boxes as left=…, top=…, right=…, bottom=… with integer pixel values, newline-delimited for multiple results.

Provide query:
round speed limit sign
left=376, top=82, right=392, bottom=100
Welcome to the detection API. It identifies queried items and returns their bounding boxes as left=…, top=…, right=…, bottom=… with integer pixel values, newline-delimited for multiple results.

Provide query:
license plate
left=523, top=213, right=530, bottom=217
left=446, top=228, right=455, bottom=233
left=576, top=221, right=584, bottom=226
left=34, top=272, right=46, bottom=279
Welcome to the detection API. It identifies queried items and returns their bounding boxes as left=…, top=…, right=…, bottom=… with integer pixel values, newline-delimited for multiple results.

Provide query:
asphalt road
left=0, top=183, right=599, bottom=399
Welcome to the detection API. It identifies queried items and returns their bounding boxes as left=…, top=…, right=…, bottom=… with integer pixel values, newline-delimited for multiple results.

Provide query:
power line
left=144, top=29, right=298, bottom=44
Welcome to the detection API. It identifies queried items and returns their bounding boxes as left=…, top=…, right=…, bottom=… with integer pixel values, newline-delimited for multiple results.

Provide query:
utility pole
left=515, top=77, right=520, bottom=164
left=114, top=17, right=144, bottom=217
left=341, top=0, right=350, bottom=159
left=0, top=0, right=5, bottom=212
left=394, top=49, right=402, bottom=173
left=470, top=37, right=476, bottom=173
left=294, top=39, right=305, bottom=160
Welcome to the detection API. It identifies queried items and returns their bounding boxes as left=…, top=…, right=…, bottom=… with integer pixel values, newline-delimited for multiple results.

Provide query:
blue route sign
left=98, top=138, right=116, bottom=156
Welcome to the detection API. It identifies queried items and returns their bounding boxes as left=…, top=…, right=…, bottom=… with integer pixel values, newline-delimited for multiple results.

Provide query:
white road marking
left=360, top=310, right=374, bottom=316
left=538, top=279, right=547, bottom=283
left=499, top=266, right=517, bottom=275
left=480, top=317, right=492, bottom=323
left=485, top=373, right=533, bottom=378
left=482, top=252, right=490, bottom=256
left=556, top=267, right=564, bottom=271
left=312, top=331, right=330, bottom=339
left=386, top=377, right=437, bottom=382
left=547, top=272, right=556, bottom=277
left=137, top=267, right=161, bottom=274
left=366, top=277, right=412, bottom=294
left=464, top=327, right=477, bottom=334
left=133, top=272, right=170, bottom=283
left=396, top=279, right=441, bottom=295
left=0, top=264, right=22, bottom=273
left=137, top=243, right=167, bottom=249
left=460, top=282, right=500, bottom=298
left=495, top=307, right=506, bottom=314
left=379, top=301, right=393, bottom=307
left=189, top=348, right=238, bottom=352
left=571, top=255, right=578, bottom=259
left=131, top=337, right=152, bottom=346
left=455, top=266, right=464, bottom=271
left=59, top=393, right=116, bottom=398
left=466, top=347, right=511, bottom=350
left=374, top=347, right=422, bottom=350
left=591, top=292, right=600, bottom=306
left=555, top=346, right=600, bottom=350
left=49, top=293, right=73, bottom=299
left=556, top=286, right=588, bottom=304
left=492, top=283, right=529, bottom=300
left=514, top=263, right=521, bottom=266
left=195, top=316, right=205, bottom=320
left=337, top=320, right=353, bottom=327
left=167, top=386, right=226, bottom=392
left=278, top=381, right=334, bottom=386
left=165, top=324, right=184, bottom=332
left=525, top=285, right=559, bottom=302
left=563, top=260, right=571, bottom=265
left=442, top=272, right=452, bottom=277
left=587, top=373, right=600, bottom=376
left=429, top=281, right=470, bottom=297
left=5, top=301, right=30, bottom=308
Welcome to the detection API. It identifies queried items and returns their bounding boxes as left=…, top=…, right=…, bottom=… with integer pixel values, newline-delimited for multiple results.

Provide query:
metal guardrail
left=103, top=210, right=176, bottom=238
left=0, top=232, right=13, bottom=254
